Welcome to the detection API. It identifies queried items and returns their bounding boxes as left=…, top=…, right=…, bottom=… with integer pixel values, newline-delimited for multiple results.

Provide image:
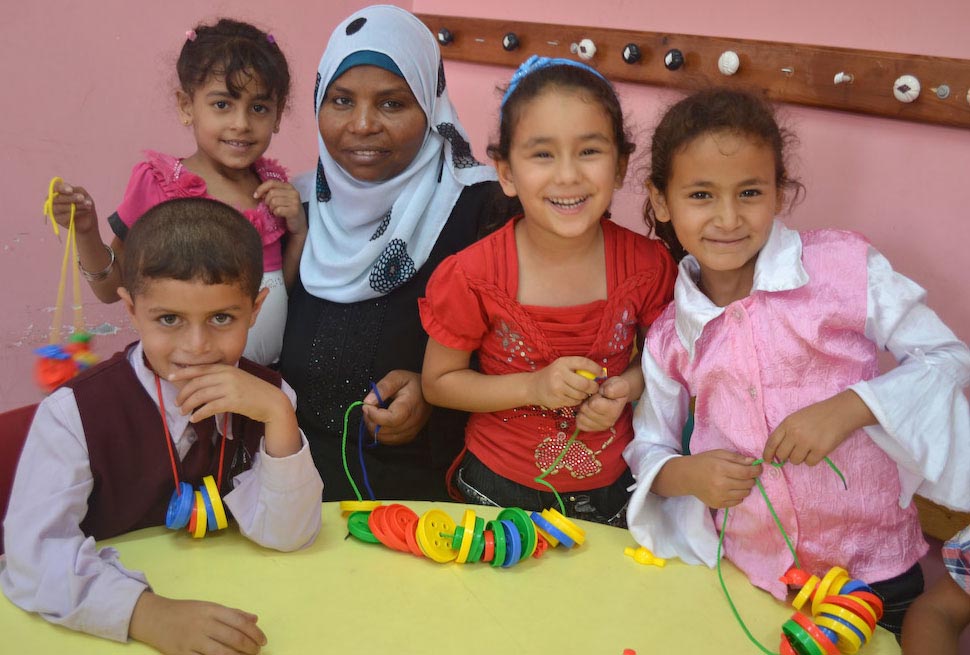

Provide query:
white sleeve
left=623, top=347, right=721, bottom=567
left=0, top=389, right=149, bottom=642
left=223, top=380, right=323, bottom=552
left=849, top=246, right=970, bottom=511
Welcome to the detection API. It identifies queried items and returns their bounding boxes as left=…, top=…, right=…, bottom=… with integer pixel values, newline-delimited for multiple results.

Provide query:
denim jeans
left=454, top=451, right=633, bottom=527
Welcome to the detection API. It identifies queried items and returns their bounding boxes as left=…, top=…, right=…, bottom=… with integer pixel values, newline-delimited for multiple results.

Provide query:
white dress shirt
left=0, top=343, right=324, bottom=641
left=624, top=222, right=970, bottom=568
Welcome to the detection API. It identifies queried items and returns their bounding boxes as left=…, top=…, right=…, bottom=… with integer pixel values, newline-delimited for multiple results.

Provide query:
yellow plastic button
left=812, top=567, right=849, bottom=616
left=455, top=509, right=477, bottom=564
left=792, top=575, right=820, bottom=611
left=191, top=491, right=207, bottom=539
left=201, top=475, right=228, bottom=530
left=416, top=509, right=457, bottom=563
left=339, top=500, right=382, bottom=515
left=542, top=508, right=586, bottom=546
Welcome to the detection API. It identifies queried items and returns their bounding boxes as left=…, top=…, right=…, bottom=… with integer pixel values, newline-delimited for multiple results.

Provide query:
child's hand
left=576, top=375, right=630, bottom=432
left=531, top=357, right=601, bottom=409
left=762, top=390, right=876, bottom=466
left=169, top=364, right=301, bottom=457
left=362, top=370, right=432, bottom=445
left=130, top=591, right=267, bottom=655
left=254, top=181, right=307, bottom=236
left=48, top=180, right=99, bottom=233
left=669, top=450, right=762, bottom=509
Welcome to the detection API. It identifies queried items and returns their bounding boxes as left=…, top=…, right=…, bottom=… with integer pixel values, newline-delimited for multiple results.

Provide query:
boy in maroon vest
left=1, top=198, right=323, bottom=654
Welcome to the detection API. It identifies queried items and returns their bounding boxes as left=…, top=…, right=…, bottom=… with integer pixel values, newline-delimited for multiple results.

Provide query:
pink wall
left=417, top=0, right=970, bottom=359
left=3, top=0, right=970, bottom=411
left=0, top=0, right=397, bottom=411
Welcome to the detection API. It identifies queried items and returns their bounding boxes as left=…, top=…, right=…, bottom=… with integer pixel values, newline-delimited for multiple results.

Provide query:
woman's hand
left=362, top=370, right=432, bottom=445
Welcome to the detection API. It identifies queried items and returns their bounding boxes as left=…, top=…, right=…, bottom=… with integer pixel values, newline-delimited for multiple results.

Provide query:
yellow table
left=0, top=502, right=900, bottom=654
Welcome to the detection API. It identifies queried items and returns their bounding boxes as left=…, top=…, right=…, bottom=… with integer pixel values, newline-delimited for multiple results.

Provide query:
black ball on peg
left=622, top=43, right=642, bottom=64
left=664, top=48, right=685, bottom=71
left=437, top=28, right=454, bottom=46
left=503, top=33, right=520, bottom=51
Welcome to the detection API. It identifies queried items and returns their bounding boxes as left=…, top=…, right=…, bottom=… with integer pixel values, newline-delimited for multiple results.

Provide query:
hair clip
left=185, top=29, right=197, bottom=42
left=501, top=54, right=610, bottom=109
left=266, top=33, right=276, bottom=45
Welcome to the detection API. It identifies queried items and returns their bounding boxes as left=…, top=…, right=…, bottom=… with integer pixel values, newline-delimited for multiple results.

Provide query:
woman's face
left=319, top=65, right=428, bottom=182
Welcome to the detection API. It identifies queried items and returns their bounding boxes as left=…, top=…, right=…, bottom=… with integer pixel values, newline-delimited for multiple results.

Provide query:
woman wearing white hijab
left=280, top=5, right=516, bottom=501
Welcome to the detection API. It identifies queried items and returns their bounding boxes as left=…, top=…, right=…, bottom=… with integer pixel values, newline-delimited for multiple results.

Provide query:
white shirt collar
left=673, top=220, right=810, bottom=360
left=127, top=342, right=229, bottom=449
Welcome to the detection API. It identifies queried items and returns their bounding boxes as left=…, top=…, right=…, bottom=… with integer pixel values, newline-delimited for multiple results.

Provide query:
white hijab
left=301, top=5, right=496, bottom=302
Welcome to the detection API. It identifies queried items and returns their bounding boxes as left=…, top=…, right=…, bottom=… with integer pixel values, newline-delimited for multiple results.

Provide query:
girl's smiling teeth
left=547, top=195, right=589, bottom=210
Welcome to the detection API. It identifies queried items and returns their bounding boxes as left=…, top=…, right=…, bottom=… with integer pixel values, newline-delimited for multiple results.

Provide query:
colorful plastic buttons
left=501, top=520, right=524, bottom=568
left=846, top=591, right=883, bottom=620
left=792, top=575, right=821, bottom=611
left=790, top=613, right=839, bottom=655
left=165, top=482, right=194, bottom=529
left=403, top=515, right=424, bottom=557
left=498, top=507, right=537, bottom=558
left=531, top=511, right=574, bottom=548
left=416, top=509, right=457, bottom=563
left=482, top=529, right=495, bottom=563
left=486, top=519, right=507, bottom=568
left=455, top=510, right=477, bottom=563
left=781, top=618, right=826, bottom=655
left=191, top=491, right=207, bottom=538
left=201, top=476, right=228, bottom=530
left=467, top=517, right=486, bottom=564
left=339, top=500, right=382, bottom=515
left=812, top=567, right=848, bottom=616
left=541, top=508, right=585, bottom=546
left=348, top=511, right=381, bottom=544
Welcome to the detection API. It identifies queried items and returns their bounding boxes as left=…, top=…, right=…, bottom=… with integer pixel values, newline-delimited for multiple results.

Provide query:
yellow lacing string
left=42, top=177, right=84, bottom=344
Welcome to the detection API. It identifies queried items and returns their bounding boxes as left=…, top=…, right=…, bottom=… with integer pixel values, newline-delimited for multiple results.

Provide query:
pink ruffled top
left=115, top=151, right=287, bottom=272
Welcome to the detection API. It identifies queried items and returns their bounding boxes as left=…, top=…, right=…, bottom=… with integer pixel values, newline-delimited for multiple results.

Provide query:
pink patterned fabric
left=420, top=218, right=676, bottom=491
left=647, top=229, right=927, bottom=599
left=115, top=151, right=287, bottom=272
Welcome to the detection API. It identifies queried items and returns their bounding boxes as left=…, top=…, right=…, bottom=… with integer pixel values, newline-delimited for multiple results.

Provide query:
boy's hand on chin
left=169, top=365, right=283, bottom=424
left=169, top=364, right=301, bottom=458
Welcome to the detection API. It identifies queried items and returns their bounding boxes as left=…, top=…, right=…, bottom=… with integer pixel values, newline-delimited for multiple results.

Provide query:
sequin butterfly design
left=534, top=428, right=616, bottom=479
left=495, top=320, right=536, bottom=370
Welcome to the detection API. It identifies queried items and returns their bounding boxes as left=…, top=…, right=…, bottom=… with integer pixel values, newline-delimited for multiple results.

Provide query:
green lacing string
left=716, top=456, right=847, bottom=655
left=533, top=427, right=581, bottom=515
left=342, top=401, right=364, bottom=501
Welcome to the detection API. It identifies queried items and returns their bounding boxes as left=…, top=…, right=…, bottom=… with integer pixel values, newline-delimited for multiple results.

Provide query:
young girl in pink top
left=625, top=88, right=970, bottom=637
left=49, top=19, right=306, bottom=365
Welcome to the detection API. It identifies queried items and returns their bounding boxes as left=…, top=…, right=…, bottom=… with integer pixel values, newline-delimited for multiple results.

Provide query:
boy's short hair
left=122, top=198, right=263, bottom=299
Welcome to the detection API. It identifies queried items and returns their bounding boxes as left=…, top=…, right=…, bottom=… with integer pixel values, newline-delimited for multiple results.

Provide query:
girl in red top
left=420, top=56, right=676, bottom=525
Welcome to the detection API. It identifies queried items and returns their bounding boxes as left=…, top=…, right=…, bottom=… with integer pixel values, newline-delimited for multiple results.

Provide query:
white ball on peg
left=833, top=71, right=854, bottom=85
left=570, top=38, right=597, bottom=60
left=893, top=75, right=921, bottom=103
left=717, top=51, right=740, bottom=76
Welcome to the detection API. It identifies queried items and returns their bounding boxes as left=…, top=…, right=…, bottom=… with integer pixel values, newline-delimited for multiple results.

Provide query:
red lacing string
left=154, top=374, right=229, bottom=494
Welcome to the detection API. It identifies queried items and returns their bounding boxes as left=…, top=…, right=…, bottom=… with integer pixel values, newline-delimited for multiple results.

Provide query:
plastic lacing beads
left=779, top=566, right=884, bottom=654
left=346, top=503, right=587, bottom=568
left=165, top=475, right=229, bottom=539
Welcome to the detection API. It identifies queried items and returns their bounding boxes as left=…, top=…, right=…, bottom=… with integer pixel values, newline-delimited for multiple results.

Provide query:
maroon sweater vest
left=65, top=344, right=282, bottom=541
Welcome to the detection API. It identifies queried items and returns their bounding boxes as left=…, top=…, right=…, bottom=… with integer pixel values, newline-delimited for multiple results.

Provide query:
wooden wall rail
left=416, top=14, right=970, bottom=129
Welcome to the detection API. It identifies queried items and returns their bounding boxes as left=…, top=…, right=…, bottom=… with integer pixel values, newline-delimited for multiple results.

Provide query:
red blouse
left=419, top=218, right=676, bottom=491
